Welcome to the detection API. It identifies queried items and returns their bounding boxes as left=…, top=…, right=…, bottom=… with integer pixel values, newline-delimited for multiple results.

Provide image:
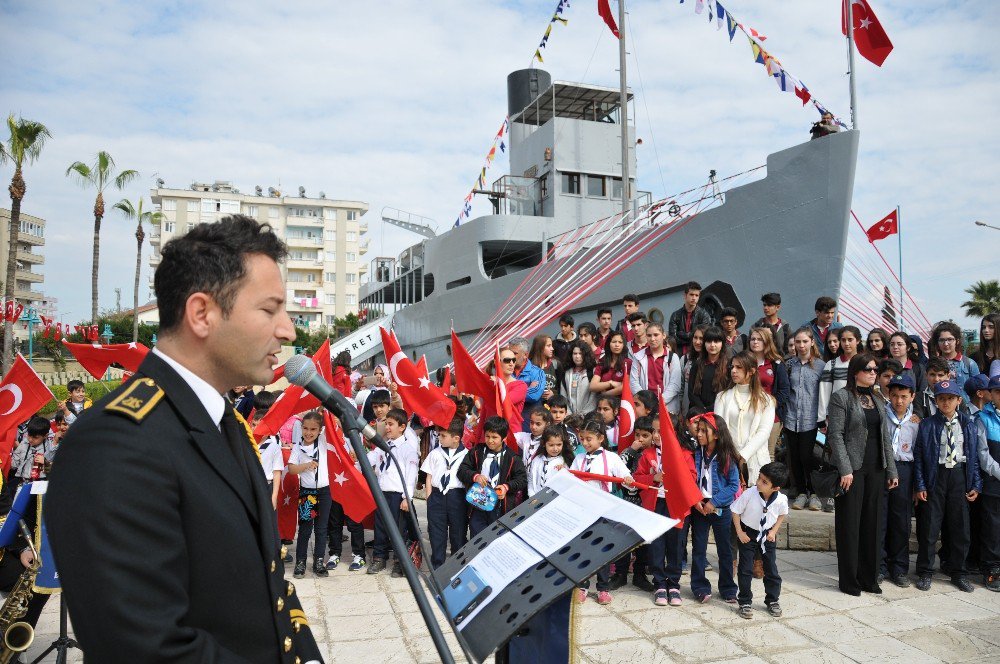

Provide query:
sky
left=0, top=0, right=996, bottom=333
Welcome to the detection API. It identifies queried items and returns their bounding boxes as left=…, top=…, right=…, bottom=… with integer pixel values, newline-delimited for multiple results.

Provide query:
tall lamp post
left=18, top=306, right=42, bottom=366
left=974, top=220, right=1000, bottom=231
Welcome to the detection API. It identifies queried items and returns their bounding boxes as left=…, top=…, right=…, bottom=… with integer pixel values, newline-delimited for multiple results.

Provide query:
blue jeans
left=690, top=507, right=737, bottom=599
left=427, top=489, right=469, bottom=569
left=469, top=504, right=504, bottom=537
left=295, top=489, right=332, bottom=564
left=646, top=499, right=684, bottom=591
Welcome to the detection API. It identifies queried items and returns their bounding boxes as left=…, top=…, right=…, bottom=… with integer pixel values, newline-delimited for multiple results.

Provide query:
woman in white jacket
left=714, top=351, right=775, bottom=485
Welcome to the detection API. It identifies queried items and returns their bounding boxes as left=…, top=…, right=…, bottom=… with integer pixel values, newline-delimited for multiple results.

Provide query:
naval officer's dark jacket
left=46, top=351, right=323, bottom=663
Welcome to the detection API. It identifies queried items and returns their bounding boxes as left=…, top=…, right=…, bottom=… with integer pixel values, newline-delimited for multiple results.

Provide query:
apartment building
left=150, top=180, right=369, bottom=328
left=0, top=208, right=49, bottom=339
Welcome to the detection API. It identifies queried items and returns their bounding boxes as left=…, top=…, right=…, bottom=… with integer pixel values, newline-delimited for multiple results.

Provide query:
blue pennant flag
left=500, top=141, right=506, bottom=153
left=454, top=218, right=461, bottom=228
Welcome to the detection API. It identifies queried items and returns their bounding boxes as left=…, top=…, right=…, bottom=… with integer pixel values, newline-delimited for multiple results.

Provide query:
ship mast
left=846, top=0, right=859, bottom=129
left=618, top=0, right=630, bottom=219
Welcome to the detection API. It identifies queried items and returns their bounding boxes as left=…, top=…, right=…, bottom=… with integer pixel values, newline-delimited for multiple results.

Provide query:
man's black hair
left=814, top=296, right=837, bottom=313
left=155, top=214, right=288, bottom=333
left=684, top=281, right=702, bottom=293
left=761, top=292, right=781, bottom=306
left=719, top=307, right=739, bottom=322
left=626, top=312, right=647, bottom=324
left=27, top=416, right=51, bottom=438
left=597, top=308, right=612, bottom=318
left=483, top=416, right=510, bottom=439
left=559, top=313, right=575, bottom=327
left=623, top=294, right=639, bottom=304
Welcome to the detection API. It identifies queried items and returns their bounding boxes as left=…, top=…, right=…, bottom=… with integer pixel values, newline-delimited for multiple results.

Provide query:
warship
left=357, top=66, right=858, bottom=368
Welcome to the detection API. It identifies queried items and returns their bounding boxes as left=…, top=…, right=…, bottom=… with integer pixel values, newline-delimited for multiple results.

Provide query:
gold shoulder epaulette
left=105, top=377, right=164, bottom=423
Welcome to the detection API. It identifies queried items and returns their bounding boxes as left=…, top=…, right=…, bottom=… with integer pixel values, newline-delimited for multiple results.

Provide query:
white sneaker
left=808, top=494, right=823, bottom=511
left=326, top=555, right=340, bottom=570
left=791, top=494, right=809, bottom=510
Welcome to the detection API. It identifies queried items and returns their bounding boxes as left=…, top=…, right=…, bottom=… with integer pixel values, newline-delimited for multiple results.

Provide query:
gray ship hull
left=366, top=129, right=858, bottom=367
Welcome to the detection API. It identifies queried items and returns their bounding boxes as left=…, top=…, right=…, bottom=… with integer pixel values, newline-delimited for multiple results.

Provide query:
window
left=306, top=208, right=319, bottom=217
left=268, top=207, right=279, bottom=219
left=287, top=272, right=303, bottom=283
left=246, top=204, right=259, bottom=216
left=186, top=223, right=195, bottom=232
left=201, top=200, right=217, bottom=213
left=345, top=273, right=356, bottom=285
left=186, top=201, right=198, bottom=212
left=325, top=251, right=337, bottom=262
left=163, top=199, right=177, bottom=211
left=346, top=231, right=356, bottom=242
left=611, top=177, right=623, bottom=199
left=346, top=252, right=356, bottom=263
left=326, top=315, right=337, bottom=325
left=18, top=221, right=44, bottom=237
left=323, top=208, right=336, bottom=219
left=346, top=294, right=357, bottom=306
left=306, top=273, right=316, bottom=283
left=163, top=221, right=175, bottom=233
left=221, top=200, right=240, bottom=213
left=346, top=211, right=357, bottom=221
left=540, top=174, right=549, bottom=199
left=325, top=294, right=336, bottom=305
left=587, top=175, right=606, bottom=197
left=325, top=230, right=336, bottom=242
left=325, top=272, right=336, bottom=282
left=561, top=173, right=581, bottom=195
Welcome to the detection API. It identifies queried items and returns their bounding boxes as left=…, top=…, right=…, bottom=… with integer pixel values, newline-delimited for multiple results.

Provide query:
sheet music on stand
left=432, top=470, right=676, bottom=663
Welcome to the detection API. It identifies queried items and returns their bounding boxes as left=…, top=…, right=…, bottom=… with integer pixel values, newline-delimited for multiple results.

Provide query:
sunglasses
left=861, top=366, right=878, bottom=373
left=500, top=357, right=517, bottom=364
left=937, top=338, right=956, bottom=343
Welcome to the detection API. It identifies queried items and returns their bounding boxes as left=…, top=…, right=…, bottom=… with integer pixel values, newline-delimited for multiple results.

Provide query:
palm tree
left=113, top=197, right=162, bottom=342
left=962, top=279, right=1000, bottom=318
left=65, top=152, right=139, bottom=325
left=0, top=115, right=51, bottom=373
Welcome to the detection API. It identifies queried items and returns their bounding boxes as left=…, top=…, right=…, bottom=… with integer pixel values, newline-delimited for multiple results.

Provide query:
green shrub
left=38, top=381, right=121, bottom=416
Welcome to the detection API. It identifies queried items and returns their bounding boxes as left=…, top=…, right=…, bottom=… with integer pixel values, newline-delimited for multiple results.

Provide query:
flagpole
left=618, top=0, right=630, bottom=220
left=846, top=0, right=859, bottom=129
left=897, top=205, right=904, bottom=332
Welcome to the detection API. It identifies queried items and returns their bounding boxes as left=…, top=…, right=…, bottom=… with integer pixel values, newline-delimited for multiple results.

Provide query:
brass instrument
left=0, top=516, right=39, bottom=663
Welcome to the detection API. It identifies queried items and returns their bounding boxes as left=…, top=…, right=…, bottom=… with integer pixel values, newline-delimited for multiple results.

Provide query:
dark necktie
left=220, top=408, right=254, bottom=489
left=441, top=449, right=459, bottom=493
left=487, top=452, right=500, bottom=486
left=758, top=491, right=779, bottom=552
left=944, top=420, right=958, bottom=468
left=381, top=444, right=394, bottom=473
left=585, top=452, right=600, bottom=473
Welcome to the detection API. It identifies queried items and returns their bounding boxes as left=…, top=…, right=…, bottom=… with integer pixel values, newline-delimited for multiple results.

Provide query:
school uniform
left=369, top=435, right=420, bottom=562
left=634, top=445, right=696, bottom=593
left=527, top=454, right=567, bottom=497
left=731, top=486, right=788, bottom=608
left=257, top=434, right=285, bottom=490
left=976, top=402, right=1000, bottom=580
left=879, top=405, right=919, bottom=579
left=570, top=449, right=632, bottom=591
left=914, top=411, right=982, bottom=580
left=457, top=444, right=527, bottom=536
left=289, top=438, right=332, bottom=566
left=690, top=447, right=740, bottom=600
left=515, top=432, right=542, bottom=469
left=327, top=438, right=365, bottom=563
left=421, top=446, right=469, bottom=569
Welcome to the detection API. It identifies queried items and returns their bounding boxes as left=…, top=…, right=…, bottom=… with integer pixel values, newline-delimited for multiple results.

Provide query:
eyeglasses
left=937, top=337, right=956, bottom=344
left=500, top=357, right=517, bottom=364
left=861, top=366, right=878, bottom=373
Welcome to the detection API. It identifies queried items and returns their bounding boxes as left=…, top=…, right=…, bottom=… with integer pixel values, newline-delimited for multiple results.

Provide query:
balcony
left=287, top=215, right=325, bottom=227
left=287, top=258, right=324, bottom=271
left=16, top=250, right=42, bottom=265
left=14, top=287, right=43, bottom=300
left=359, top=239, right=370, bottom=256
left=286, top=235, right=323, bottom=248
left=17, top=232, right=43, bottom=246
left=359, top=222, right=369, bottom=234
left=16, top=270, right=43, bottom=283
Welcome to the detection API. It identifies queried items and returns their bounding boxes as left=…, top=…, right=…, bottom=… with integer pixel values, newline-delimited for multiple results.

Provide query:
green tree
left=0, top=114, right=51, bottom=373
left=65, top=152, right=139, bottom=325
left=962, top=279, right=1000, bottom=318
left=113, top=197, right=162, bottom=342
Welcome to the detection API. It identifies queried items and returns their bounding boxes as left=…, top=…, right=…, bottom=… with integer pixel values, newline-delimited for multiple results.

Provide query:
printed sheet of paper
left=456, top=533, right=543, bottom=630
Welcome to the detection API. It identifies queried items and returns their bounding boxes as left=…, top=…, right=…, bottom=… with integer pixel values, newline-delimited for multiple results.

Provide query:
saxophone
left=0, top=518, right=39, bottom=664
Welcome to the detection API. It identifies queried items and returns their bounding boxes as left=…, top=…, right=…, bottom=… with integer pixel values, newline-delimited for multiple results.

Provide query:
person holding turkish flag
left=634, top=400, right=700, bottom=605
left=865, top=209, right=899, bottom=242
left=842, top=0, right=893, bottom=67
left=0, top=354, right=55, bottom=476
left=323, top=410, right=374, bottom=571
left=378, top=328, right=455, bottom=427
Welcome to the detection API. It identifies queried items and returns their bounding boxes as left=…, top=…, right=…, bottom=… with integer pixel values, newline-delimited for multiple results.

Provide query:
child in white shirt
left=367, top=409, right=420, bottom=576
left=287, top=412, right=331, bottom=579
left=527, top=425, right=575, bottom=496
left=731, top=461, right=789, bottom=619
left=420, top=417, right=469, bottom=569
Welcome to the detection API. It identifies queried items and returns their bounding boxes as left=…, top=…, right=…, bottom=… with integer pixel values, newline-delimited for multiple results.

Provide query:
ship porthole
left=647, top=307, right=664, bottom=325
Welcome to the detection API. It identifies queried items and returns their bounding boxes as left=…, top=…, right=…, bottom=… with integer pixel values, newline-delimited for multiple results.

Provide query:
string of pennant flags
left=682, top=0, right=847, bottom=127
left=453, top=0, right=572, bottom=228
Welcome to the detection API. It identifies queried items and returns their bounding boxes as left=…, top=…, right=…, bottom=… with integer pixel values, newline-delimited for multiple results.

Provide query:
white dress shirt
left=420, top=446, right=468, bottom=494
left=153, top=348, right=226, bottom=428
left=289, top=438, right=330, bottom=489
left=370, top=435, right=419, bottom=496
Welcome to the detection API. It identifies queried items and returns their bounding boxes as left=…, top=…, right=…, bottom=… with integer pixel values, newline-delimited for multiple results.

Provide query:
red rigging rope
left=839, top=289, right=891, bottom=334
left=842, top=259, right=929, bottom=337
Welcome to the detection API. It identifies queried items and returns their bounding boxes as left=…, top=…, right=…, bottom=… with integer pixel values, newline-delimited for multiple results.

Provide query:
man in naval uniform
left=47, top=215, right=323, bottom=663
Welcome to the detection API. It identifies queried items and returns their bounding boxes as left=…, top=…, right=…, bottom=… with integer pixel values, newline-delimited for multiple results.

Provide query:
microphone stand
left=338, top=411, right=455, bottom=664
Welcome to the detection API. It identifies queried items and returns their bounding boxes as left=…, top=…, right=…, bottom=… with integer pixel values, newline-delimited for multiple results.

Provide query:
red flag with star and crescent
left=842, top=0, right=893, bottom=67
left=61, top=341, right=150, bottom=380
left=0, top=355, right=55, bottom=473
left=618, top=376, right=636, bottom=451
left=323, top=410, right=375, bottom=522
left=253, top=340, right=332, bottom=438
left=379, top=328, right=456, bottom=427
left=865, top=209, right=898, bottom=243
left=276, top=445, right=298, bottom=541
left=659, top=399, right=702, bottom=529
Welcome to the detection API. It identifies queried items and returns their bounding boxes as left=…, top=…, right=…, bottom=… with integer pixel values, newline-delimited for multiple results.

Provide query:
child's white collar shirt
left=420, top=446, right=467, bottom=494
left=570, top=448, right=630, bottom=492
left=373, top=435, right=419, bottom=496
left=731, top=486, right=788, bottom=534
left=289, top=437, right=330, bottom=489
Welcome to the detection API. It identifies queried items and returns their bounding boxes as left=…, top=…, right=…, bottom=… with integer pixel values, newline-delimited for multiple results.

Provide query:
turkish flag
left=0, top=354, right=54, bottom=444
left=276, top=445, right=299, bottom=541
left=441, top=366, right=452, bottom=395
left=379, top=328, right=455, bottom=427
left=323, top=411, right=375, bottom=522
left=253, top=340, right=332, bottom=438
left=865, top=209, right=898, bottom=242
left=415, top=355, right=428, bottom=380
left=658, top=398, right=702, bottom=528
left=597, top=0, right=620, bottom=39
left=451, top=330, right=493, bottom=403
left=618, top=377, right=636, bottom=451
left=842, top=0, right=893, bottom=67
left=62, top=341, right=150, bottom=380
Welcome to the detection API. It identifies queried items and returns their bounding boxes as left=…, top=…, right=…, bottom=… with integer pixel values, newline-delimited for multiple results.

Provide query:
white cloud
left=0, top=0, right=996, bottom=332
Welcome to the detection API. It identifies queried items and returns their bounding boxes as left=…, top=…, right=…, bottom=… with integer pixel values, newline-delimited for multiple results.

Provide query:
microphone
left=283, top=354, right=390, bottom=452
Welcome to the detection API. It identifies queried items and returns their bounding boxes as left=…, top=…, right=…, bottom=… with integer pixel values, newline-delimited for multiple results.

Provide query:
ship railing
left=488, top=175, right=541, bottom=216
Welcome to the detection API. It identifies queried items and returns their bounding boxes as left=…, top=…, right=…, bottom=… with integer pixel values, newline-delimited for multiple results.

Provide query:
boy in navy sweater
left=457, top=416, right=527, bottom=536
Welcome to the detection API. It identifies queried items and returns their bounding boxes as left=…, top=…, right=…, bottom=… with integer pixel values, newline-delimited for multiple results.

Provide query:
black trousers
left=880, top=460, right=913, bottom=578
left=427, top=489, right=469, bottom=569
left=785, top=428, right=818, bottom=495
left=737, top=526, right=781, bottom=606
left=328, top=499, right=365, bottom=560
left=835, top=467, right=885, bottom=594
left=469, top=503, right=504, bottom=537
left=916, top=464, right=970, bottom=578
left=646, top=500, right=684, bottom=591
left=373, top=491, right=404, bottom=560
left=981, top=494, right=1000, bottom=574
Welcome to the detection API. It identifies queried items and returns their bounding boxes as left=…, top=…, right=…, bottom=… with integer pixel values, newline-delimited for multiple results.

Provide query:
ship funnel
left=507, top=69, right=552, bottom=118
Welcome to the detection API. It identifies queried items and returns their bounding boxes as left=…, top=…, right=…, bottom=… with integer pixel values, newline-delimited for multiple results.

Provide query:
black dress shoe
left=915, top=576, right=932, bottom=591
left=891, top=575, right=911, bottom=588
left=839, top=586, right=862, bottom=597
left=632, top=575, right=656, bottom=592
left=952, top=577, right=974, bottom=593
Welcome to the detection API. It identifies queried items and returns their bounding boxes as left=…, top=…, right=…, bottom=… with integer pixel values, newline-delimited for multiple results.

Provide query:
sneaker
left=766, top=601, right=782, bottom=617
left=808, top=495, right=823, bottom=511
left=576, top=588, right=588, bottom=603
left=890, top=575, right=911, bottom=588
left=724, top=596, right=738, bottom=604
left=367, top=558, right=386, bottom=575
left=737, top=605, right=753, bottom=619
left=984, top=573, right=1000, bottom=592
left=915, top=576, right=932, bottom=591
left=668, top=589, right=683, bottom=606
left=823, top=497, right=835, bottom=513
left=680, top=562, right=689, bottom=575
left=327, top=555, right=340, bottom=570
left=632, top=575, right=656, bottom=592
left=791, top=494, right=808, bottom=510
left=283, top=552, right=293, bottom=563
left=349, top=555, right=366, bottom=572
left=293, top=560, right=306, bottom=579
left=654, top=590, right=669, bottom=606
left=597, top=591, right=613, bottom=605
left=753, top=559, right=765, bottom=579
left=705, top=562, right=713, bottom=571
left=390, top=562, right=404, bottom=578
left=696, top=593, right=711, bottom=603
left=952, top=577, right=974, bottom=593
